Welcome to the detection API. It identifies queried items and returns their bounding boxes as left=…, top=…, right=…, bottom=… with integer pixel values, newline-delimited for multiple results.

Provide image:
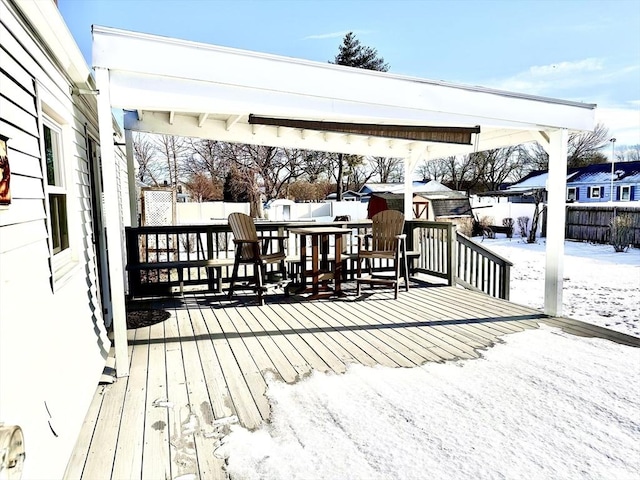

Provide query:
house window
left=620, top=186, right=631, bottom=201
left=44, top=122, right=69, bottom=255
left=567, top=187, right=577, bottom=202
left=588, top=186, right=602, bottom=199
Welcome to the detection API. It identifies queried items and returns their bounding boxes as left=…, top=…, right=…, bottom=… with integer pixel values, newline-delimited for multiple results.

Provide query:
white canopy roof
left=92, top=26, right=596, bottom=160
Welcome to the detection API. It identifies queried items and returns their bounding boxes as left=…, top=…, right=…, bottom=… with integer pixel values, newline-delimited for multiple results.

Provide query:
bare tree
left=616, top=144, right=640, bottom=162
left=183, top=172, right=222, bottom=202
left=524, top=189, right=546, bottom=244
left=370, top=156, right=403, bottom=183
left=521, top=122, right=611, bottom=170
left=154, top=135, right=189, bottom=187
left=416, top=158, right=448, bottom=183
left=133, top=133, right=161, bottom=186
left=473, top=146, right=522, bottom=191
left=288, top=181, right=329, bottom=202
left=183, top=138, right=231, bottom=183
left=348, top=160, right=377, bottom=192
left=300, top=150, right=333, bottom=183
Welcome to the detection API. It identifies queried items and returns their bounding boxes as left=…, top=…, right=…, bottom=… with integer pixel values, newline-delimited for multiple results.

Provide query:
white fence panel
left=176, top=202, right=250, bottom=224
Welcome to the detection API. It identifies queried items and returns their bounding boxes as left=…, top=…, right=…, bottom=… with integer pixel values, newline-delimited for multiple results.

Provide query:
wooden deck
left=64, top=283, right=640, bottom=480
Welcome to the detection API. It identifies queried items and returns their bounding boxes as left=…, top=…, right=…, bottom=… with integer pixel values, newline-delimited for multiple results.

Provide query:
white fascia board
left=16, top=0, right=93, bottom=87
left=93, top=26, right=596, bottom=131
left=107, top=70, right=547, bottom=131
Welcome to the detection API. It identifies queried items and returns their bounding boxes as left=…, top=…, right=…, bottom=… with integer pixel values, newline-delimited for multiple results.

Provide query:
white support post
left=544, top=129, right=568, bottom=317
left=95, top=67, right=130, bottom=377
left=124, top=129, right=138, bottom=226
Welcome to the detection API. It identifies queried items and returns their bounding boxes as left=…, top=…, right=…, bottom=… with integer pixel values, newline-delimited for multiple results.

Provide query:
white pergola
left=91, top=26, right=596, bottom=377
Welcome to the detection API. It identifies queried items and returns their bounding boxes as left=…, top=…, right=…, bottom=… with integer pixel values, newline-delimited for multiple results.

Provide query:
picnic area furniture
left=288, top=226, right=349, bottom=299
left=355, top=209, right=410, bottom=299
left=227, top=212, right=288, bottom=305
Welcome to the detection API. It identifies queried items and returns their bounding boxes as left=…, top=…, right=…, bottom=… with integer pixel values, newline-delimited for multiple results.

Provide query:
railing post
left=447, top=223, right=457, bottom=286
left=206, top=226, right=216, bottom=291
left=502, top=263, right=511, bottom=300
left=125, top=227, right=141, bottom=297
left=405, top=221, right=415, bottom=275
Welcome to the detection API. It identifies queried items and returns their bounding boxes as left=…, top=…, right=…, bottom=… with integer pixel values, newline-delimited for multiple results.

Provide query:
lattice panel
left=141, top=188, right=175, bottom=226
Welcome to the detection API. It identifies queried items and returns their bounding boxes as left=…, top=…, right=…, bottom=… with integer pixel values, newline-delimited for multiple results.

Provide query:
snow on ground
left=218, top=327, right=640, bottom=480
left=479, top=237, right=640, bottom=337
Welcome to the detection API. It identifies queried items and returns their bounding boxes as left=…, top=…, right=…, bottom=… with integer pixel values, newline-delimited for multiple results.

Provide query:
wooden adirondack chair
left=227, top=212, right=287, bottom=305
left=355, top=209, right=409, bottom=299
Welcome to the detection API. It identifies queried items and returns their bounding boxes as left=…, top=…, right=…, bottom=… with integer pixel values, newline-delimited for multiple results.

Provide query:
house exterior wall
left=0, top=1, right=110, bottom=478
left=568, top=183, right=638, bottom=203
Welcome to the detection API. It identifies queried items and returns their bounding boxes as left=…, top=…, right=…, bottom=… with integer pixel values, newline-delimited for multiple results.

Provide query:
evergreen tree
left=331, top=32, right=389, bottom=71
left=330, top=32, right=389, bottom=199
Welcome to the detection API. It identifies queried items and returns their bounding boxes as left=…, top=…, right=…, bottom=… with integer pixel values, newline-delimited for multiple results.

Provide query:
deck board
left=172, top=305, right=229, bottom=479
left=109, top=326, right=150, bottom=480
left=195, top=306, right=264, bottom=429
left=68, top=284, right=638, bottom=480
left=141, top=321, right=171, bottom=480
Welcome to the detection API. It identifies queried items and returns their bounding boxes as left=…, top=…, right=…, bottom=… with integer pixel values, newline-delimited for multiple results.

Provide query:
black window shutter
left=575, top=188, right=579, bottom=200
left=616, top=186, right=621, bottom=201
left=587, top=187, right=592, bottom=198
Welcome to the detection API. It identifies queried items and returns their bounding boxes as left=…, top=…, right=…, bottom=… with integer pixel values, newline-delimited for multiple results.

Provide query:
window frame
left=566, top=187, right=577, bottom=202
left=620, top=185, right=631, bottom=201
left=42, top=115, right=74, bottom=278
left=589, top=186, right=602, bottom=199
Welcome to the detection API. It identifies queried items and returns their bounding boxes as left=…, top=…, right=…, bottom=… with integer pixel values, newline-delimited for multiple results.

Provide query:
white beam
left=168, top=111, right=175, bottom=124
left=124, top=111, right=419, bottom=158
left=198, top=113, right=209, bottom=127
left=95, top=67, right=129, bottom=377
left=532, top=130, right=551, bottom=150
left=544, top=128, right=568, bottom=317
left=225, top=114, right=240, bottom=130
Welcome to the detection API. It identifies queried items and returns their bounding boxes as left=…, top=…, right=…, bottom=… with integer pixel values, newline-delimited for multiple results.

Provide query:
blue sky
left=59, top=0, right=640, bottom=148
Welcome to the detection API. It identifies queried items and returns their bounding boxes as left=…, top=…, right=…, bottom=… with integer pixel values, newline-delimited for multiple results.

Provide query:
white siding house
left=0, top=1, right=125, bottom=477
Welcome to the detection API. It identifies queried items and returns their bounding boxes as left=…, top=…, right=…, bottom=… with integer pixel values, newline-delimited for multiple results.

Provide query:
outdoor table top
left=288, top=226, right=350, bottom=235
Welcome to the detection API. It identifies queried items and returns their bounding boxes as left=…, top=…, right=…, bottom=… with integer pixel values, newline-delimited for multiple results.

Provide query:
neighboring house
left=0, top=1, right=129, bottom=478
left=325, top=189, right=363, bottom=201
left=359, top=180, right=452, bottom=197
left=506, top=161, right=640, bottom=203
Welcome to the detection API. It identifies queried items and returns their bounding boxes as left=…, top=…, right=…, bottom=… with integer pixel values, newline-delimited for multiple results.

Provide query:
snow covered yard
left=213, top=239, right=640, bottom=480
left=218, top=327, right=640, bottom=480
left=482, top=237, right=640, bottom=338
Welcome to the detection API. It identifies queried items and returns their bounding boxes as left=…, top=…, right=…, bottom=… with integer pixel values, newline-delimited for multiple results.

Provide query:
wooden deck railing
left=405, top=220, right=456, bottom=285
left=455, top=232, right=512, bottom=299
left=125, top=219, right=512, bottom=300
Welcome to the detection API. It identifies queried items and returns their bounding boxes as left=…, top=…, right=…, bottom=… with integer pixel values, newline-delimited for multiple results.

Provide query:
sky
left=217, top=326, right=639, bottom=479
left=58, top=0, right=640, bottom=150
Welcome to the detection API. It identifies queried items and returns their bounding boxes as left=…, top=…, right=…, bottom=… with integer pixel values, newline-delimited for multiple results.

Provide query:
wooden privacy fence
left=125, top=219, right=513, bottom=300
left=565, top=205, right=640, bottom=246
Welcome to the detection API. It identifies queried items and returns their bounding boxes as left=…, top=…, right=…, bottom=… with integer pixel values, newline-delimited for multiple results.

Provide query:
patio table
left=288, top=226, right=349, bottom=299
